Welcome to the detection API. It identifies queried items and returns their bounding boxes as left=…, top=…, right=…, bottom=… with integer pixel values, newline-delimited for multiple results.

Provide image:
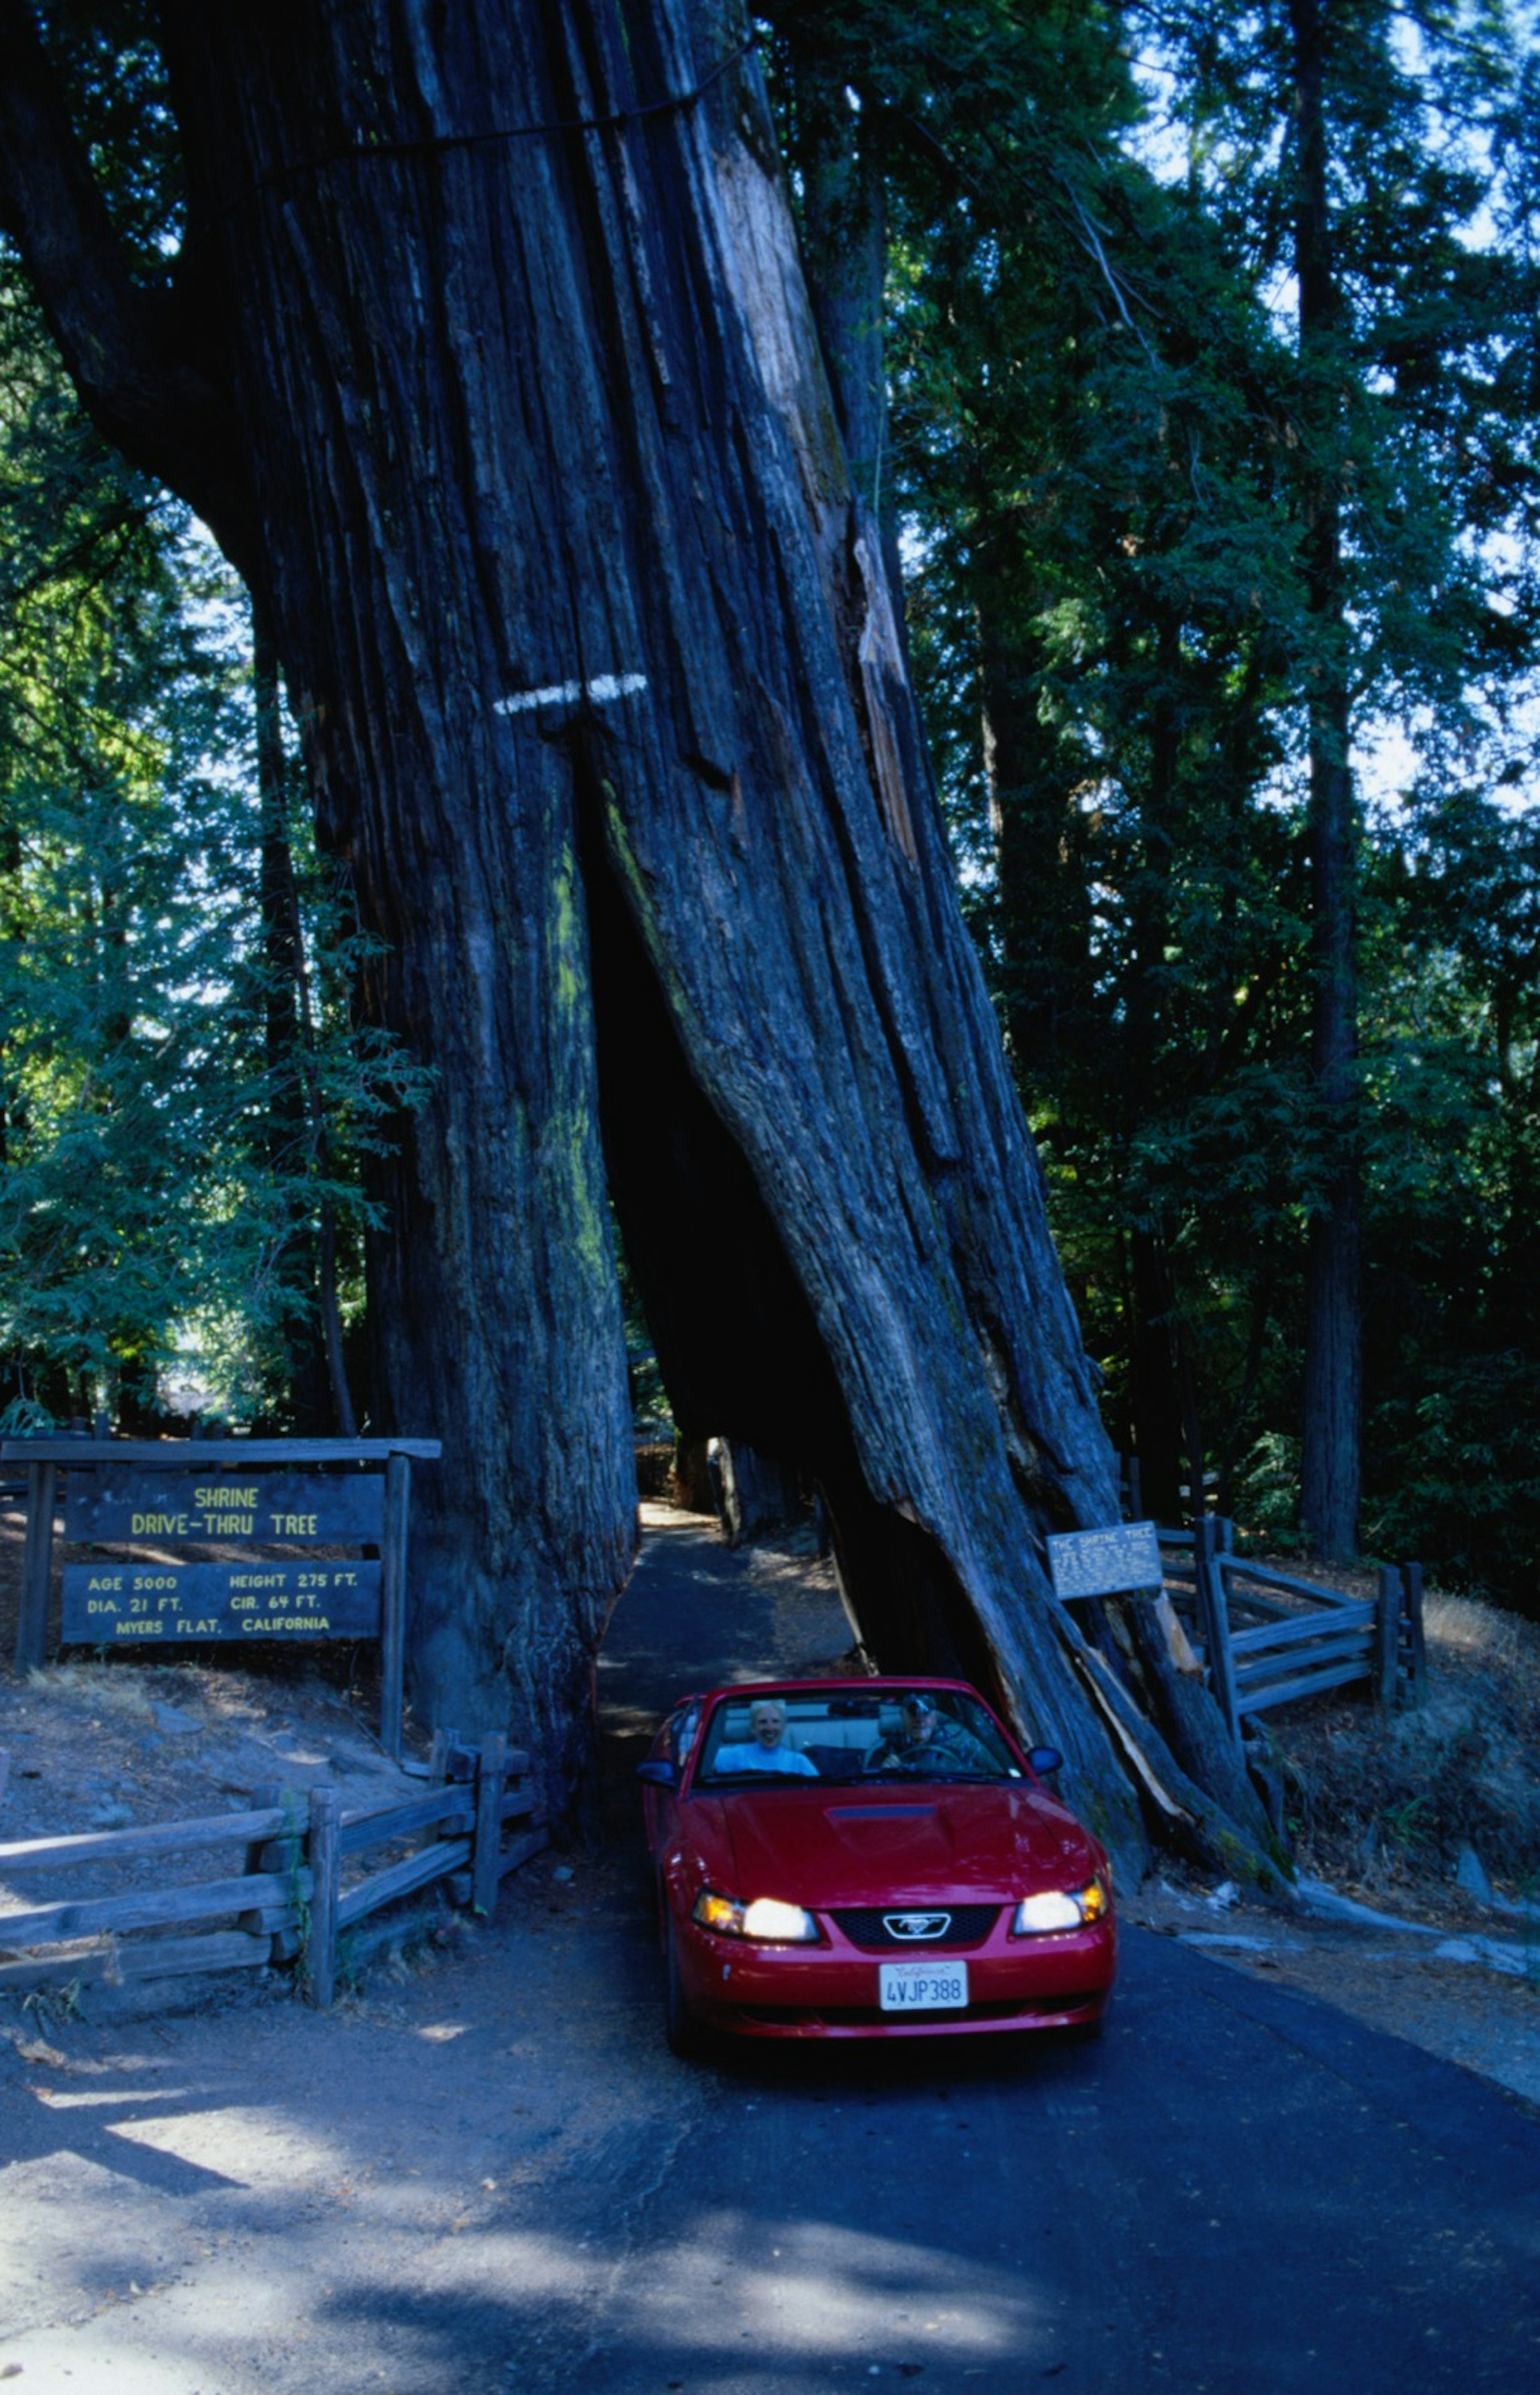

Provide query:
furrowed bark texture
left=782, top=30, right=893, bottom=572
left=0, top=0, right=1223, bottom=1867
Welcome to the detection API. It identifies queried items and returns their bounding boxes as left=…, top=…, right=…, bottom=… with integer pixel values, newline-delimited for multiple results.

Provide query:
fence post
left=1401, top=1562, right=1429, bottom=1706
left=243, top=1780, right=303, bottom=1964
left=379, top=1453, right=410, bottom=1759
left=1374, top=1567, right=1400, bottom=1711
left=472, top=1732, right=508, bottom=1919
left=1194, top=1517, right=1242, bottom=1748
left=306, top=1785, right=342, bottom=2008
left=16, top=1459, right=57, bottom=1673
left=423, top=1724, right=460, bottom=1853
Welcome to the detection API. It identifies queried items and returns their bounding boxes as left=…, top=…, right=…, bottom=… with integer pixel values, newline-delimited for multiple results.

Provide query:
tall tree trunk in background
left=1493, top=984, right=1540, bottom=1356
left=1121, top=621, right=1203, bottom=1525
left=1290, top=0, right=1362, bottom=1559
left=252, top=610, right=336, bottom=1433
left=715, top=1438, right=803, bottom=1547
left=0, top=0, right=1281, bottom=1876
left=975, top=513, right=1093, bottom=1100
left=1125, top=1227, right=1189, bottom=1527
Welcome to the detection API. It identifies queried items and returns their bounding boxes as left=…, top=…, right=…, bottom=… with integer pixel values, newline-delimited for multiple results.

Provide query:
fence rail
left=1156, top=1519, right=1427, bottom=1746
left=0, top=1732, right=544, bottom=2006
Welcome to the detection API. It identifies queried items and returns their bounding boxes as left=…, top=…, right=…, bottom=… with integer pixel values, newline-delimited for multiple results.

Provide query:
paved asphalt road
left=0, top=1515, right=1536, bottom=2394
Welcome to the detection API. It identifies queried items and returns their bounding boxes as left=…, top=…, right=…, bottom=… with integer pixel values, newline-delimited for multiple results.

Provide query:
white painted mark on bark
left=495, top=674, right=648, bottom=715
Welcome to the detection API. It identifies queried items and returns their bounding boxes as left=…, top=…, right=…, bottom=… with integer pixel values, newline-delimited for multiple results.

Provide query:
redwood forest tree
left=0, top=287, right=423, bottom=1434
left=1134, top=0, right=1532, bottom=1558
left=0, top=0, right=1287, bottom=1868
left=6, top=0, right=1533, bottom=1846
left=873, top=0, right=1532, bottom=1573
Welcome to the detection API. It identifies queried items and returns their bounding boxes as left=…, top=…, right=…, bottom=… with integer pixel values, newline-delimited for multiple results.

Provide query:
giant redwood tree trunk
left=0, top=0, right=1279, bottom=1876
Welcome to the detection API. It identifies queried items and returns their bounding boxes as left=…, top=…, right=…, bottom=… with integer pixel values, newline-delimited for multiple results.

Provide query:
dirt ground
left=1, top=1502, right=1537, bottom=2115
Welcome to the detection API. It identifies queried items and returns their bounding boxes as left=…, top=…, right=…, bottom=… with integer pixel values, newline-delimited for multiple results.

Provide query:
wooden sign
left=62, top=1559, right=383, bottom=1645
left=1047, top=1521, right=1163, bottom=1601
left=6, top=1435, right=443, bottom=1758
left=64, top=1468, right=385, bottom=1545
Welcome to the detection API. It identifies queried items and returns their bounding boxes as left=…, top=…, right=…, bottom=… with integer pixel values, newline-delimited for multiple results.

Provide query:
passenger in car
left=868, top=1694, right=996, bottom=1775
left=712, top=1698, right=819, bottom=1776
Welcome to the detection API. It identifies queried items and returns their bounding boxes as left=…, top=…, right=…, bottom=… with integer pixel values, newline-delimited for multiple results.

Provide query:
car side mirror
left=636, top=1756, right=680, bottom=1788
left=1027, top=1745, right=1064, bottom=1779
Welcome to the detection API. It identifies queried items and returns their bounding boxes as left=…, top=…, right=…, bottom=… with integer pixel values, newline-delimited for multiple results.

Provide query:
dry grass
left=1268, top=1590, right=1540, bottom=1908
left=21, top=1661, right=160, bottom=1723
left=1425, top=1590, right=1540, bottom=1681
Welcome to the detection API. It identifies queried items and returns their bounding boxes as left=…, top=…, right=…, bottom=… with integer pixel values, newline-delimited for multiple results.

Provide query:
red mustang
left=637, top=1677, right=1116, bottom=2052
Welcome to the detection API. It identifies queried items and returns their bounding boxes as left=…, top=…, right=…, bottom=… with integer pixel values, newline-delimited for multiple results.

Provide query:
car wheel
left=664, top=1917, right=705, bottom=2059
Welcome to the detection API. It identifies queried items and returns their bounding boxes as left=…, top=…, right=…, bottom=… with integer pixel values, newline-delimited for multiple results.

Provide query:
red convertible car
left=637, top=1677, right=1116, bottom=2052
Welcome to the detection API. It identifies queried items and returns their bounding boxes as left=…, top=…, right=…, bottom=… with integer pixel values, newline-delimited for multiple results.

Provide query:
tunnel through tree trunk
left=580, top=775, right=1019, bottom=1711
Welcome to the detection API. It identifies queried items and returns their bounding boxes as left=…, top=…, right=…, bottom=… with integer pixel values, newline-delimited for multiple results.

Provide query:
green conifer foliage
left=0, top=280, right=428, bottom=1428
left=821, top=0, right=1538, bottom=1590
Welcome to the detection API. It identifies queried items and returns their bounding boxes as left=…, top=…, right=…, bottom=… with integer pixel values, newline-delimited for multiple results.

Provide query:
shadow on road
left=2, top=1511, right=1538, bottom=2395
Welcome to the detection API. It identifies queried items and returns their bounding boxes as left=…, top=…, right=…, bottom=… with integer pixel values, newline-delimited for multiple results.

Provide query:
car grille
left=831, top=1904, right=1000, bottom=1950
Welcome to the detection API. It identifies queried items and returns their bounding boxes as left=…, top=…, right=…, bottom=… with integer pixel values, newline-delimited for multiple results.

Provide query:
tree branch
left=0, top=0, right=256, bottom=573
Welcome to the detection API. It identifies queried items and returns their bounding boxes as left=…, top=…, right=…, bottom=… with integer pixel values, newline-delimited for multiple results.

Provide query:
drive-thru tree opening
left=0, top=0, right=1284, bottom=1885
left=578, top=767, right=1005, bottom=1703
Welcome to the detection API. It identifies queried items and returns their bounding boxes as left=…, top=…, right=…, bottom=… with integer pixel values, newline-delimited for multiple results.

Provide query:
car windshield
left=694, top=1689, right=1021, bottom=1788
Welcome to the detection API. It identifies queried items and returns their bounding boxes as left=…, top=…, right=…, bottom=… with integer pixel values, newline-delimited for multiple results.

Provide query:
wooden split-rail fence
left=1161, top=1518, right=1429, bottom=1746
left=0, top=1730, right=545, bottom=2010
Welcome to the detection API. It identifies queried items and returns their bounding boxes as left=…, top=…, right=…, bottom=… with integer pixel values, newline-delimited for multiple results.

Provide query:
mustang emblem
left=883, top=1911, right=952, bottom=1940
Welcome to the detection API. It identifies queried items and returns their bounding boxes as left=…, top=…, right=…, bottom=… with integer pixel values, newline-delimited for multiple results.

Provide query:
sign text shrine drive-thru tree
left=0, top=0, right=1278, bottom=1876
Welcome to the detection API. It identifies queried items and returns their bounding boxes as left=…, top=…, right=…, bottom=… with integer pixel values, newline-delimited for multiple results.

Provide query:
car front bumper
left=675, top=1912, right=1117, bottom=2041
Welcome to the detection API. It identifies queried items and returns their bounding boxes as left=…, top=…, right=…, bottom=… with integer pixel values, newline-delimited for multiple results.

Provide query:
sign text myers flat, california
left=61, top=1560, right=383, bottom=1644
left=1046, top=1521, right=1163, bottom=1602
left=63, top=1469, right=385, bottom=1545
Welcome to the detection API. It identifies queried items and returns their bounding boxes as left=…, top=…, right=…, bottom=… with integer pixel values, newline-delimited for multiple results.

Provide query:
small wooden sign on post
left=4, top=1436, right=441, bottom=1759
left=1046, top=1520, right=1163, bottom=1602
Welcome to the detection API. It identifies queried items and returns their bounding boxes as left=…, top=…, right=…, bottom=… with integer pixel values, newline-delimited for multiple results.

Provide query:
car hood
left=701, top=1783, right=1102, bottom=1907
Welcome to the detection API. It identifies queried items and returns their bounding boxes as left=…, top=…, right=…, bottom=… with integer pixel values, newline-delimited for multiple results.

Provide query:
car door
left=642, top=1696, right=703, bottom=1852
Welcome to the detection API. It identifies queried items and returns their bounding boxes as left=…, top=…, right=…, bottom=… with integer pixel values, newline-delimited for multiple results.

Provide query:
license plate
left=879, top=1959, right=969, bottom=2012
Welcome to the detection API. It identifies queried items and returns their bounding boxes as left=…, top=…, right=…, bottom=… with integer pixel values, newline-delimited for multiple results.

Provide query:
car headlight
left=691, top=1889, right=820, bottom=1942
left=1011, top=1876, right=1110, bottom=1936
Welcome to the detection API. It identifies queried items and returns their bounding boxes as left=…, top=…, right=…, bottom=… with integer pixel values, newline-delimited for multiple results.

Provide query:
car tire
left=664, top=1918, right=705, bottom=2059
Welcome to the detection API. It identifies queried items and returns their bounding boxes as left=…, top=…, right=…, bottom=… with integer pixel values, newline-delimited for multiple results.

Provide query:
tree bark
left=1290, top=0, right=1362, bottom=1559
left=253, top=612, right=339, bottom=1435
left=0, top=0, right=1279, bottom=1878
left=715, top=1438, right=803, bottom=1546
left=782, top=26, right=896, bottom=591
